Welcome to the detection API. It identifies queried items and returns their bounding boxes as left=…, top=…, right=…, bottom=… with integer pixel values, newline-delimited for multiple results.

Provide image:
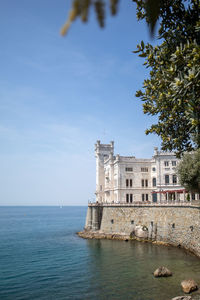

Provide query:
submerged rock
left=181, top=279, right=198, bottom=294
left=153, top=266, right=172, bottom=277
left=171, top=296, right=192, bottom=300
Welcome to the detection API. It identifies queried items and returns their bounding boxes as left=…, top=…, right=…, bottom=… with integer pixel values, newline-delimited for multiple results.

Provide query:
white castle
left=95, top=140, right=198, bottom=204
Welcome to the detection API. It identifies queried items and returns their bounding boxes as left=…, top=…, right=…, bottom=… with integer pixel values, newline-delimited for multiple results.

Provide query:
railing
left=88, top=200, right=200, bottom=207
left=156, top=183, right=179, bottom=186
left=88, top=199, right=96, bottom=204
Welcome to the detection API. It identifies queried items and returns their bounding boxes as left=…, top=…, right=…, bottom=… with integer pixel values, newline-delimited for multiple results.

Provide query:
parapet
left=95, top=140, right=114, bottom=156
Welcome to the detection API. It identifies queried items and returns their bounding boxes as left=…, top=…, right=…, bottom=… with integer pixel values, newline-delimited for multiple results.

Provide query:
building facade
left=95, top=140, right=198, bottom=204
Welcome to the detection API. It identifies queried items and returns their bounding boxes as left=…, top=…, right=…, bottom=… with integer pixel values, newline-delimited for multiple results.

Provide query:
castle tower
left=95, top=140, right=114, bottom=203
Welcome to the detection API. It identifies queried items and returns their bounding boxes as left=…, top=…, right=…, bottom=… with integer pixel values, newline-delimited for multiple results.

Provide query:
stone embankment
left=81, top=202, right=200, bottom=257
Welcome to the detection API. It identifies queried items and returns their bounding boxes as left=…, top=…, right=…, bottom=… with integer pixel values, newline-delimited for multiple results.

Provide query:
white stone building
left=95, top=140, right=198, bottom=204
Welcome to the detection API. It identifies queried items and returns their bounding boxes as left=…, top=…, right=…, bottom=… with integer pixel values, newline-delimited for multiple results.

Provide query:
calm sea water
left=0, top=206, right=200, bottom=300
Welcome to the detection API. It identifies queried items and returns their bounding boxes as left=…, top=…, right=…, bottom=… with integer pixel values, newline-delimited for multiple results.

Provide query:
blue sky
left=0, top=0, right=161, bottom=205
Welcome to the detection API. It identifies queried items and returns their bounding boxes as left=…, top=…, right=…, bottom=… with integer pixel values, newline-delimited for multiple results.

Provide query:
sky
left=0, top=0, right=161, bottom=206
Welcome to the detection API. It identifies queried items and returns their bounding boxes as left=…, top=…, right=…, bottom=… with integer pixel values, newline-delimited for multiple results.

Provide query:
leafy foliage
left=61, top=0, right=162, bottom=36
left=134, top=0, right=200, bottom=155
left=61, top=0, right=119, bottom=35
left=177, top=150, right=200, bottom=192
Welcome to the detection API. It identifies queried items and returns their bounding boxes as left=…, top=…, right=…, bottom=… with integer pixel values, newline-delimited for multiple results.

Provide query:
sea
left=0, top=206, right=200, bottom=300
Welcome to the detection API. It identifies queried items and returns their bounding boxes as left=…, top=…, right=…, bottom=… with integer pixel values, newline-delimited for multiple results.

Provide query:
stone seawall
left=81, top=204, right=200, bottom=257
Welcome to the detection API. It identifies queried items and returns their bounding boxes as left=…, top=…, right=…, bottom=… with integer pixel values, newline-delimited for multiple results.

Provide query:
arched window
left=172, top=175, right=177, bottom=184
left=152, top=178, right=156, bottom=187
left=165, top=175, right=169, bottom=185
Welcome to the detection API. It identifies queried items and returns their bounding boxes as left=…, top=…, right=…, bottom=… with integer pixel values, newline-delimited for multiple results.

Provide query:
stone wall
left=85, top=205, right=200, bottom=257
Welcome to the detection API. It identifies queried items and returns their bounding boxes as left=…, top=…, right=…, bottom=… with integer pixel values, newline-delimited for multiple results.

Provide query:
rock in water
left=134, top=225, right=148, bottom=239
left=171, top=296, right=192, bottom=300
left=181, top=279, right=198, bottom=294
left=153, top=266, right=172, bottom=277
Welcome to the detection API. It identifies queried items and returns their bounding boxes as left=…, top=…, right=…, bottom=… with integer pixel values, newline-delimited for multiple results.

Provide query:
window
left=126, top=167, right=133, bottom=172
left=126, top=179, right=129, bottom=187
left=142, top=179, right=148, bottom=187
left=152, top=178, right=156, bottom=187
left=126, top=194, right=129, bottom=203
left=165, top=175, right=169, bottom=184
left=146, top=194, right=148, bottom=201
left=100, top=185, right=102, bottom=191
left=164, top=161, right=169, bottom=167
left=152, top=193, right=157, bottom=202
left=111, top=219, right=114, bottom=224
left=172, top=175, right=177, bottom=184
left=168, top=193, right=175, bottom=201
left=141, top=167, right=148, bottom=172
left=192, top=193, right=195, bottom=200
left=172, top=161, right=176, bottom=166
left=142, top=194, right=145, bottom=201
left=126, top=179, right=132, bottom=188
left=152, top=167, right=156, bottom=171
left=130, top=194, right=133, bottom=203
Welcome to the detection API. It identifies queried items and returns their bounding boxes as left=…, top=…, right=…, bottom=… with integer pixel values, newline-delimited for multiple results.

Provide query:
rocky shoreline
left=77, top=230, right=130, bottom=240
left=78, top=230, right=174, bottom=247
left=77, top=230, right=200, bottom=258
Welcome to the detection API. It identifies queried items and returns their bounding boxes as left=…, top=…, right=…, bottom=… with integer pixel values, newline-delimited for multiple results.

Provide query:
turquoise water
left=0, top=206, right=200, bottom=300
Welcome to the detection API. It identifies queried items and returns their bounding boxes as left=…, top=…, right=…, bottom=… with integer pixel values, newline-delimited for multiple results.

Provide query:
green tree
left=134, top=0, right=200, bottom=156
left=177, top=150, right=200, bottom=192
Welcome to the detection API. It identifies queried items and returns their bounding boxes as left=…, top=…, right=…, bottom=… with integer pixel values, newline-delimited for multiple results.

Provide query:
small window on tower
left=130, top=179, right=132, bottom=187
